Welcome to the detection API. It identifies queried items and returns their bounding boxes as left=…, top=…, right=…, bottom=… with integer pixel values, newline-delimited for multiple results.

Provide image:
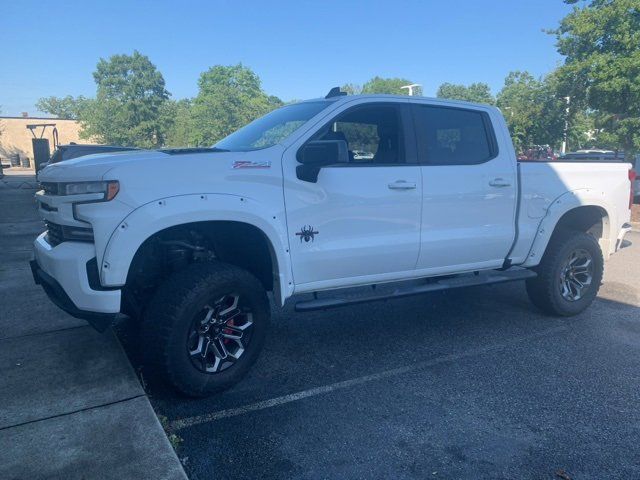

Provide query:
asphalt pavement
left=129, top=230, right=640, bottom=480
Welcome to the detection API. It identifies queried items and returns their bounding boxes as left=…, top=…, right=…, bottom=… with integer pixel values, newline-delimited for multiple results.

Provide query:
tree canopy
left=35, top=95, right=88, bottom=120
left=553, top=0, right=640, bottom=157
left=496, top=71, right=565, bottom=151
left=163, top=99, right=194, bottom=147
left=361, top=77, right=422, bottom=96
left=79, top=51, right=170, bottom=148
left=186, top=64, right=282, bottom=146
left=436, top=82, right=495, bottom=105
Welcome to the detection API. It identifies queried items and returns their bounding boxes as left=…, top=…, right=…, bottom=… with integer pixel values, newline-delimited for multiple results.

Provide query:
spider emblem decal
left=295, top=225, right=319, bottom=243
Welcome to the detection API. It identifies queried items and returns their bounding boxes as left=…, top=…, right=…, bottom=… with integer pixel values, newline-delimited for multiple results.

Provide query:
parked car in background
left=38, top=143, right=139, bottom=171
left=560, top=151, right=626, bottom=162
left=352, top=150, right=375, bottom=161
left=32, top=90, right=635, bottom=396
left=575, top=149, right=616, bottom=154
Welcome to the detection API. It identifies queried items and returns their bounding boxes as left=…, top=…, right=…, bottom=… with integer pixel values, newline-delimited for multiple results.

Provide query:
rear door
left=283, top=100, right=423, bottom=290
left=412, top=103, right=517, bottom=273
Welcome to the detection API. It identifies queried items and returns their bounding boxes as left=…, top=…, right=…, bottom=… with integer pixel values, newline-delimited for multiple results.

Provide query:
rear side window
left=413, top=105, right=496, bottom=165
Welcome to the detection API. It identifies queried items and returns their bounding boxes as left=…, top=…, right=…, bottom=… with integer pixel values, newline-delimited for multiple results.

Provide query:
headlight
left=62, top=181, right=119, bottom=200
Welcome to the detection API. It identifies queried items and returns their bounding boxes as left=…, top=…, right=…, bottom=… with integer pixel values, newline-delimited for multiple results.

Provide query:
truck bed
left=510, top=161, right=633, bottom=265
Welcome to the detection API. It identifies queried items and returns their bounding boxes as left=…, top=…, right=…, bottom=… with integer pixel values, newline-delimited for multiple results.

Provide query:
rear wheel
left=142, top=261, right=270, bottom=397
left=526, top=230, right=604, bottom=316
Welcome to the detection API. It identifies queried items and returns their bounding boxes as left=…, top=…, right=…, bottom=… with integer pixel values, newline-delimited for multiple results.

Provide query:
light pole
left=401, top=84, right=422, bottom=96
left=561, top=96, right=570, bottom=154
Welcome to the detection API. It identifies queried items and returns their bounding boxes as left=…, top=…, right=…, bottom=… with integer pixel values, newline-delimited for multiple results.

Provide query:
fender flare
left=99, top=193, right=293, bottom=304
left=522, top=188, right=614, bottom=267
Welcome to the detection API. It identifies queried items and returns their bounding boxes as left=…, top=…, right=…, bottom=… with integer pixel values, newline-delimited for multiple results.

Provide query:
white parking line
left=169, top=324, right=566, bottom=431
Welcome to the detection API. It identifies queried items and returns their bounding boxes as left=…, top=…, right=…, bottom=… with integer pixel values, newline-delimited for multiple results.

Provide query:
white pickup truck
left=31, top=89, right=635, bottom=396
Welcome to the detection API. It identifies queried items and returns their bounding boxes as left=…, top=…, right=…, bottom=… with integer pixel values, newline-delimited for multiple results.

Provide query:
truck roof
left=299, top=94, right=496, bottom=111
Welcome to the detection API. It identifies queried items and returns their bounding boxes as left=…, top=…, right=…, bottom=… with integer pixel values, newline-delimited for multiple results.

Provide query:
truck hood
left=38, top=150, right=173, bottom=182
left=38, top=146, right=285, bottom=207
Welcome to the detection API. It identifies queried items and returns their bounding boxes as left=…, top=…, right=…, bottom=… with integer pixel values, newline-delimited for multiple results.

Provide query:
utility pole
left=561, top=96, right=570, bottom=154
left=401, top=84, right=422, bottom=96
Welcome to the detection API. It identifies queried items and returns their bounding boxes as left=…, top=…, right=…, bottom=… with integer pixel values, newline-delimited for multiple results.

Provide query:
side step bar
left=295, top=267, right=537, bottom=312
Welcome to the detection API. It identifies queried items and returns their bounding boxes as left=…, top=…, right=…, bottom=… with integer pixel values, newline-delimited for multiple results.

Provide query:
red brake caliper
left=222, top=319, right=234, bottom=344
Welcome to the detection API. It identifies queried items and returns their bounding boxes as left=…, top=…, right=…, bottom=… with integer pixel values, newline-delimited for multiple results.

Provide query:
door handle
left=388, top=180, right=417, bottom=190
left=489, top=178, right=511, bottom=187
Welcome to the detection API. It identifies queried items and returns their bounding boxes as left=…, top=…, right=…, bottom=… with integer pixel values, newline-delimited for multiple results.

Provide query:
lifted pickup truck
left=31, top=89, right=634, bottom=396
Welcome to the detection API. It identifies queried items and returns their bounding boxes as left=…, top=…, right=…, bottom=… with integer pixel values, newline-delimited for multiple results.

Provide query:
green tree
left=164, top=99, right=194, bottom=147
left=361, top=77, right=422, bottom=95
left=79, top=51, right=170, bottom=147
left=436, top=82, right=495, bottom=105
left=189, top=64, right=281, bottom=145
left=341, top=83, right=363, bottom=95
left=568, top=109, right=597, bottom=150
left=553, top=0, right=640, bottom=159
left=496, top=71, right=565, bottom=152
left=35, top=95, right=88, bottom=120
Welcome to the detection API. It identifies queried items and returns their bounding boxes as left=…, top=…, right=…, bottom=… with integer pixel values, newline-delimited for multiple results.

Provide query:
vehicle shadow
left=116, top=276, right=640, bottom=413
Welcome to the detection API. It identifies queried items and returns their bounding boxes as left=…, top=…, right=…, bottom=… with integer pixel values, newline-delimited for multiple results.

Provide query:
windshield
left=215, top=101, right=332, bottom=151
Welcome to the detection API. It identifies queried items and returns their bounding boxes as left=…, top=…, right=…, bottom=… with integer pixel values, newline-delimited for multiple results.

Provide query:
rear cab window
left=412, top=104, right=497, bottom=165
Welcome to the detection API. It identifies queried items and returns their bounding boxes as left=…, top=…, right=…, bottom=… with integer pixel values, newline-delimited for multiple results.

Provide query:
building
left=0, top=115, right=91, bottom=170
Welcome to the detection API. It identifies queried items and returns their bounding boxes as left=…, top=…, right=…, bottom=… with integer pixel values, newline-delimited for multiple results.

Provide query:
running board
left=294, top=267, right=537, bottom=312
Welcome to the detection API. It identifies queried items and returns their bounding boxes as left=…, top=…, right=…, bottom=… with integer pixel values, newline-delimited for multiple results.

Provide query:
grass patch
left=158, top=414, right=183, bottom=451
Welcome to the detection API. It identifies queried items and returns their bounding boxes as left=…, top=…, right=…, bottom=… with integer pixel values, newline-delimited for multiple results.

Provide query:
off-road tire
left=526, top=230, right=603, bottom=316
left=142, top=261, right=270, bottom=397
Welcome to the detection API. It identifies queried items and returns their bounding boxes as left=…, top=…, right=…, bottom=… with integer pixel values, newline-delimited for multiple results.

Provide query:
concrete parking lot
left=119, top=231, right=640, bottom=480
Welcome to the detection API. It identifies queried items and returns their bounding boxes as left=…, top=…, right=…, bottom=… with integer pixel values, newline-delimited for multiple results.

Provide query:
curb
left=114, top=332, right=189, bottom=479
left=0, top=181, right=39, bottom=190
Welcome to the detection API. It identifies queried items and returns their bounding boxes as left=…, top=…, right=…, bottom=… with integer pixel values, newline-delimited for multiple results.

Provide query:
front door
left=283, top=101, right=422, bottom=291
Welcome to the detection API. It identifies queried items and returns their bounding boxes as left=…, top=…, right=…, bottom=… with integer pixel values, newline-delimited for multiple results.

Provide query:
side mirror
left=296, top=140, right=349, bottom=182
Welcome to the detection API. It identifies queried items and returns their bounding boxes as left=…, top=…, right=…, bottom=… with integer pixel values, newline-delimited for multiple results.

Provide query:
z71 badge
left=295, top=225, right=319, bottom=243
left=232, top=160, right=271, bottom=169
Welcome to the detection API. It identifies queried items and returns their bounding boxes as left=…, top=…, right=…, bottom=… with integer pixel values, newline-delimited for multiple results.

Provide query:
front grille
left=45, top=221, right=64, bottom=246
left=45, top=221, right=94, bottom=246
left=41, top=182, right=59, bottom=195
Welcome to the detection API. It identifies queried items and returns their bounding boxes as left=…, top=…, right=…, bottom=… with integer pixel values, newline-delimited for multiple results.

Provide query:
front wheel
left=142, top=261, right=270, bottom=397
left=526, top=230, right=604, bottom=316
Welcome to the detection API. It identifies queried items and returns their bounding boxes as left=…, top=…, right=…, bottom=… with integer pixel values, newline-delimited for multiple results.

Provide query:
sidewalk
left=0, top=176, right=187, bottom=479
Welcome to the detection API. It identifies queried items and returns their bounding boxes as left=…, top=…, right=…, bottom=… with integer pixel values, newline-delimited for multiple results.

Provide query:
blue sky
left=0, top=0, right=575, bottom=116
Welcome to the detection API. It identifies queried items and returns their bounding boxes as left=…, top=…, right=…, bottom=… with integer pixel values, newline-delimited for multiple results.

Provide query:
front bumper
left=31, top=233, right=122, bottom=331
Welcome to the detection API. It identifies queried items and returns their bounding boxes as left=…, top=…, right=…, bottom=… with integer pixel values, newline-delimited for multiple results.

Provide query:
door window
left=312, top=104, right=406, bottom=164
left=413, top=105, right=496, bottom=165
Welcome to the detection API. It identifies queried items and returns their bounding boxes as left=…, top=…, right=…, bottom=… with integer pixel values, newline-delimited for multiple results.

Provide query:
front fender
left=99, top=193, right=293, bottom=303
left=522, top=189, right=615, bottom=267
